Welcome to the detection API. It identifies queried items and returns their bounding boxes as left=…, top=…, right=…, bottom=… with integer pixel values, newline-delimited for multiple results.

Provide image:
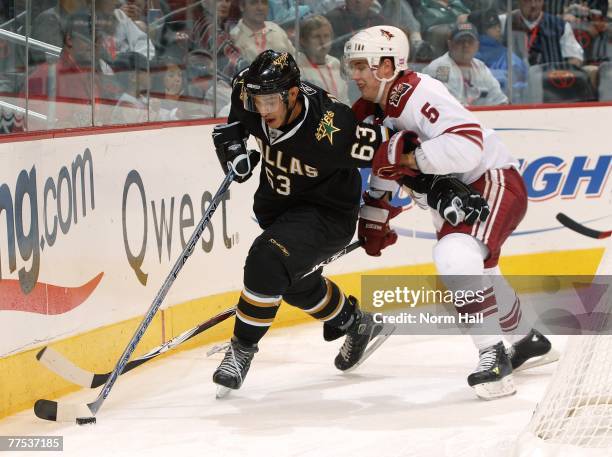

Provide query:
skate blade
left=343, top=324, right=396, bottom=374
left=514, top=348, right=560, bottom=372
left=215, top=385, right=232, bottom=399
left=473, top=374, right=516, bottom=400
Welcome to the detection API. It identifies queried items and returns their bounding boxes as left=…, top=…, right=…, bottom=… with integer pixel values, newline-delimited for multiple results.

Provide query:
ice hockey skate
left=334, top=300, right=396, bottom=373
left=209, top=337, right=258, bottom=399
left=467, top=341, right=516, bottom=400
left=508, top=328, right=559, bottom=372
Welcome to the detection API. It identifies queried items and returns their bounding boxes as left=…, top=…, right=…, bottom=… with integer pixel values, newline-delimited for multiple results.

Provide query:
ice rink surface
left=0, top=324, right=566, bottom=457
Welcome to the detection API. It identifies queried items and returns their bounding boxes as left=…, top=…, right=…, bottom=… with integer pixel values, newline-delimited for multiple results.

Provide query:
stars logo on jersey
left=315, top=111, right=341, bottom=145
left=380, top=29, right=395, bottom=40
left=388, top=83, right=412, bottom=108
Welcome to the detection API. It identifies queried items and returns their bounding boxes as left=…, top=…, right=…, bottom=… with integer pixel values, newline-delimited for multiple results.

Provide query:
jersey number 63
left=350, top=125, right=378, bottom=161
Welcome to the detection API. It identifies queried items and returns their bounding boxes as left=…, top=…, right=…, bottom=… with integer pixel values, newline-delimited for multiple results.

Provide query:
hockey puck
left=76, top=417, right=96, bottom=426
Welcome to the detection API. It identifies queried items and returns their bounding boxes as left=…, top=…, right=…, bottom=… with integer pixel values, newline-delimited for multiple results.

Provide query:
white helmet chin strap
left=372, top=67, right=399, bottom=104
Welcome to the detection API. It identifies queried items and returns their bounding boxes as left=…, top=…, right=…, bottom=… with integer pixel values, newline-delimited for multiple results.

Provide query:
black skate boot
left=209, top=337, right=258, bottom=399
left=508, top=329, right=559, bottom=371
left=334, top=297, right=395, bottom=372
left=467, top=341, right=515, bottom=400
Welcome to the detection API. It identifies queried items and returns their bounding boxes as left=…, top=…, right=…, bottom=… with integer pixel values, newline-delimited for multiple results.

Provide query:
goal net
left=512, top=241, right=612, bottom=457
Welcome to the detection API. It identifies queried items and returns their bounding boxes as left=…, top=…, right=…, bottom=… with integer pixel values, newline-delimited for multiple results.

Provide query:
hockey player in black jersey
left=210, top=49, right=491, bottom=397
left=210, top=49, right=397, bottom=397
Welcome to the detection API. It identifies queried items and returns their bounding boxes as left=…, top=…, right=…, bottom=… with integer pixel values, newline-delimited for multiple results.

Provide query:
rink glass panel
left=0, top=1, right=610, bottom=133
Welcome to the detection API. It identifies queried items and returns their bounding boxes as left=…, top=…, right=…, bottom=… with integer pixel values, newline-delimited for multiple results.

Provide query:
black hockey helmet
left=242, top=50, right=300, bottom=112
left=244, top=50, right=300, bottom=95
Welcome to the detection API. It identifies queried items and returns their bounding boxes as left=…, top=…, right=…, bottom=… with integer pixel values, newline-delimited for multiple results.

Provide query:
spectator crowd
left=0, top=0, right=610, bottom=131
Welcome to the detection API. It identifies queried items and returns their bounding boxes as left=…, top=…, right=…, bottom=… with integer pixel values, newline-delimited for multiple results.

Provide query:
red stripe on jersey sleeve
left=444, top=123, right=484, bottom=149
left=448, top=132, right=483, bottom=149
left=444, top=123, right=482, bottom=133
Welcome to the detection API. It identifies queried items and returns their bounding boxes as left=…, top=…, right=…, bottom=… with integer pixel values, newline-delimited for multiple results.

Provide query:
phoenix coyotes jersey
left=353, top=71, right=519, bottom=185
left=229, top=75, right=388, bottom=227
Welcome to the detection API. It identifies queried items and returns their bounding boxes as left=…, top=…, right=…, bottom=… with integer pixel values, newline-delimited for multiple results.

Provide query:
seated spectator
left=501, top=0, right=584, bottom=67
left=154, top=0, right=193, bottom=61
left=325, top=0, right=386, bottom=59
left=296, top=15, right=349, bottom=104
left=95, top=0, right=156, bottom=61
left=192, top=0, right=243, bottom=81
left=415, top=0, right=471, bottom=32
left=184, top=50, right=215, bottom=101
left=117, top=0, right=144, bottom=30
left=111, top=51, right=152, bottom=124
left=469, top=9, right=528, bottom=99
left=124, top=0, right=159, bottom=55
left=150, top=56, right=186, bottom=119
left=549, top=0, right=608, bottom=65
left=423, top=22, right=508, bottom=105
left=184, top=49, right=230, bottom=116
left=164, top=60, right=184, bottom=99
left=27, top=11, right=104, bottom=127
left=30, top=0, right=88, bottom=63
left=230, top=0, right=296, bottom=64
left=193, top=0, right=235, bottom=46
left=114, top=0, right=171, bottom=52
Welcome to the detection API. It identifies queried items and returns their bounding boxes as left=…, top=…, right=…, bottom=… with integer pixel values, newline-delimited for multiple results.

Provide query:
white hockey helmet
left=343, top=25, right=410, bottom=73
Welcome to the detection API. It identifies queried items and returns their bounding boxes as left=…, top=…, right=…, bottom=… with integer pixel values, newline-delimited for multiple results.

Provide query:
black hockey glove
left=213, top=121, right=260, bottom=183
left=426, top=176, right=490, bottom=226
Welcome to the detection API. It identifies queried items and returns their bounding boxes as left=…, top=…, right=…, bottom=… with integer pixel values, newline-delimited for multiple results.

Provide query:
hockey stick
left=556, top=213, right=612, bottom=239
left=299, top=239, right=363, bottom=279
left=36, top=307, right=236, bottom=389
left=36, top=240, right=364, bottom=388
left=33, top=171, right=235, bottom=424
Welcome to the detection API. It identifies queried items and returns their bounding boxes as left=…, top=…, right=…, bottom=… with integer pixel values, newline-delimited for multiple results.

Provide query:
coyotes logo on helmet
left=388, top=83, right=412, bottom=108
left=380, top=29, right=394, bottom=40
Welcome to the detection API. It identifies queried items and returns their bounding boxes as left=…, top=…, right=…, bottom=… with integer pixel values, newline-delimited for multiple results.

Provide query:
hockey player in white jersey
left=344, top=25, right=558, bottom=399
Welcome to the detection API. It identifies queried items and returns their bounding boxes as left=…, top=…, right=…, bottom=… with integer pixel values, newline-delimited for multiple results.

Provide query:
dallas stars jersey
left=229, top=76, right=389, bottom=227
